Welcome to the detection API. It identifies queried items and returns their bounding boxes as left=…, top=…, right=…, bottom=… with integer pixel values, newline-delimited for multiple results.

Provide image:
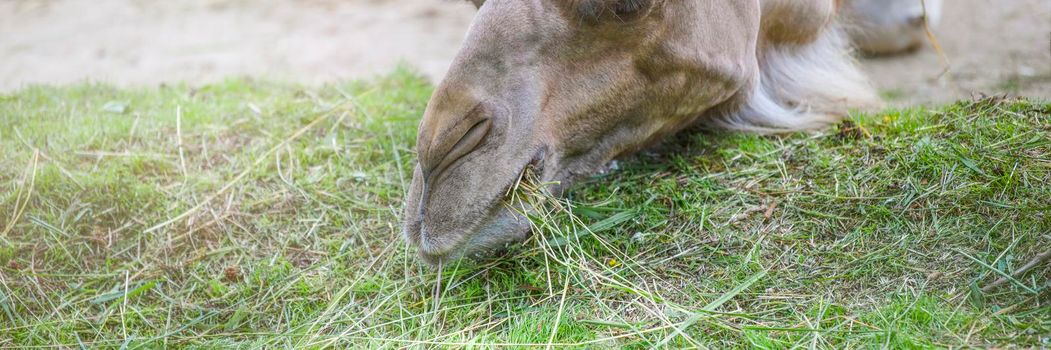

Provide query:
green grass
left=1, top=70, right=1049, bottom=348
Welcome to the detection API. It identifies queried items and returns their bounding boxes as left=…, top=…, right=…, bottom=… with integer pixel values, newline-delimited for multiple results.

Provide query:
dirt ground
left=1, top=0, right=1048, bottom=105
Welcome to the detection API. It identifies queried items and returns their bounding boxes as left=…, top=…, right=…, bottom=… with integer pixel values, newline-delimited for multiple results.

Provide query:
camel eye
left=576, top=0, right=654, bottom=22
left=613, top=0, right=651, bottom=17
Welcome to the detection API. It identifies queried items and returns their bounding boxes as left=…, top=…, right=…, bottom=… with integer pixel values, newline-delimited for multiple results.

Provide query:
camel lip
left=416, top=208, right=533, bottom=267
left=405, top=147, right=547, bottom=266
left=418, top=245, right=465, bottom=267
left=416, top=192, right=537, bottom=267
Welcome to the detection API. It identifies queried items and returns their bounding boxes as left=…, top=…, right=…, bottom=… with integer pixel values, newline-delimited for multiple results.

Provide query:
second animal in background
left=841, top=0, right=944, bottom=55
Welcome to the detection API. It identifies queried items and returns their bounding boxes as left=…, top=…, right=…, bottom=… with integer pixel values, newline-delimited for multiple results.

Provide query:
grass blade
left=656, top=269, right=768, bottom=347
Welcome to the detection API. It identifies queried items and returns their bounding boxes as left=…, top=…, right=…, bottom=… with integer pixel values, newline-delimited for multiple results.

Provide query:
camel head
left=402, top=0, right=874, bottom=265
left=402, top=0, right=766, bottom=264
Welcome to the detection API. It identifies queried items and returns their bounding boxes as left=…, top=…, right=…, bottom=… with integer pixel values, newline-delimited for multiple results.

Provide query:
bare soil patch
left=1, top=0, right=1048, bottom=104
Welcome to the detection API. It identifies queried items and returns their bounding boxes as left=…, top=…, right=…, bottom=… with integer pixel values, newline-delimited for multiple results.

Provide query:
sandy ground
left=860, top=0, right=1050, bottom=105
left=1, top=0, right=1048, bottom=105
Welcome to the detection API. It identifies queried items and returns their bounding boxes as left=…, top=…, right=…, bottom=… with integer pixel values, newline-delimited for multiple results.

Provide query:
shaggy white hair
left=710, top=24, right=878, bottom=133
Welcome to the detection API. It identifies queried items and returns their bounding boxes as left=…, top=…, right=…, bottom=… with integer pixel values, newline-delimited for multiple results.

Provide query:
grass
left=1, top=69, right=1049, bottom=348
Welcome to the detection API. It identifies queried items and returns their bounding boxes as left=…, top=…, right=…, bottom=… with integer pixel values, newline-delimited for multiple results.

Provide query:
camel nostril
left=420, top=102, right=492, bottom=176
left=421, top=116, right=493, bottom=191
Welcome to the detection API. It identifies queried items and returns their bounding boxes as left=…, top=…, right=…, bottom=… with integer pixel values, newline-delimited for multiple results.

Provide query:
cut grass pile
left=0, top=70, right=1049, bottom=348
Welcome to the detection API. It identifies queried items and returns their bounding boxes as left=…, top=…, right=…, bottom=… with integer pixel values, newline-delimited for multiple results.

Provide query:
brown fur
left=760, top=0, right=837, bottom=44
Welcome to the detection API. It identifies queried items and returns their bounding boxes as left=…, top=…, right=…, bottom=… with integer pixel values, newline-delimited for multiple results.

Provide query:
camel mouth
left=503, top=155, right=547, bottom=204
left=412, top=151, right=546, bottom=266
left=417, top=204, right=534, bottom=266
left=419, top=225, right=534, bottom=266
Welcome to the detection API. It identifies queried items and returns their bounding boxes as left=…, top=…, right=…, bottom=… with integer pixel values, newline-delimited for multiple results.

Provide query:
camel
left=403, top=0, right=939, bottom=264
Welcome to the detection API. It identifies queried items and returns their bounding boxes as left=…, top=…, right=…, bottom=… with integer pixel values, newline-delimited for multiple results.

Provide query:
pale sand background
left=2, top=0, right=1048, bottom=104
